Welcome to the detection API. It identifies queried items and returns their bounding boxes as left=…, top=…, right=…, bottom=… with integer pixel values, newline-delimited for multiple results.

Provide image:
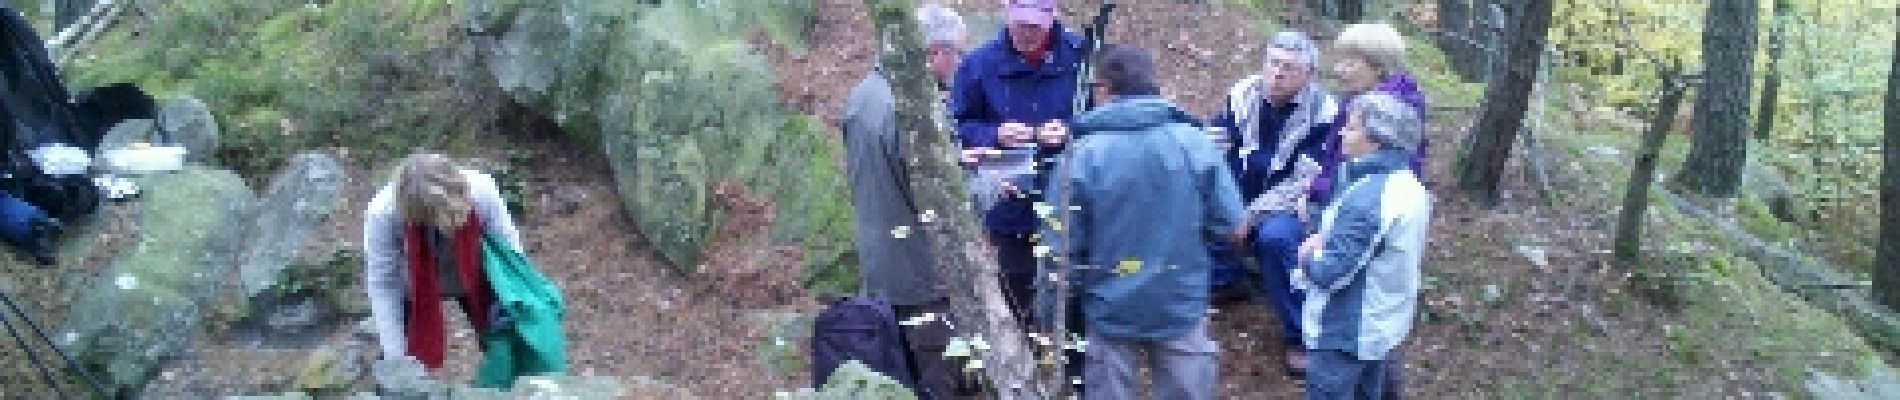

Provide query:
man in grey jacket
left=837, top=4, right=972, bottom=398
left=1044, top=44, right=1246, bottom=400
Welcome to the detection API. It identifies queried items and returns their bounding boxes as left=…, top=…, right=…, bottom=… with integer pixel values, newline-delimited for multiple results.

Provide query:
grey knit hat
left=1352, top=93, right=1423, bottom=151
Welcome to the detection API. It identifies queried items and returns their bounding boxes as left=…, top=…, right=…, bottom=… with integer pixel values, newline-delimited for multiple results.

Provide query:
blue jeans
left=1252, top=212, right=1306, bottom=347
left=1305, top=350, right=1389, bottom=400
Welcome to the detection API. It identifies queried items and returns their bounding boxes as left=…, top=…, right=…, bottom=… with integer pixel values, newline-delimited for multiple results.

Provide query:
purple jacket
left=1313, top=73, right=1428, bottom=207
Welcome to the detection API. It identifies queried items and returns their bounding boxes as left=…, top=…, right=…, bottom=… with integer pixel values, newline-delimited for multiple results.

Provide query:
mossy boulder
left=460, top=1, right=849, bottom=277
left=58, top=167, right=255, bottom=396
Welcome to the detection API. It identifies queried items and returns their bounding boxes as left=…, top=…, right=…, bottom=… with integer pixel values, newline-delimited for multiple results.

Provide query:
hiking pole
left=0, top=286, right=110, bottom=399
left=1069, top=2, right=1119, bottom=117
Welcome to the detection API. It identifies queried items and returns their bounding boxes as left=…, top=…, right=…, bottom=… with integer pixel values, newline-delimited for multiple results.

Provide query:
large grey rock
left=1807, top=363, right=1900, bottom=400
left=369, top=357, right=439, bottom=399
left=98, top=118, right=156, bottom=149
left=462, top=1, right=847, bottom=277
left=237, top=153, right=345, bottom=298
left=158, top=97, right=220, bottom=160
left=488, top=6, right=566, bottom=104
left=778, top=361, right=919, bottom=400
left=57, top=167, right=256, bottom=396
left=292, top=338, right=368, bottom=393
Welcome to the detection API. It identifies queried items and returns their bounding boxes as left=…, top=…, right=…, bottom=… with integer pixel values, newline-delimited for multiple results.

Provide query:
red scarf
left=401, top=212, right=495, bottom=370
left=1021, top=38, right=1051, bottom=69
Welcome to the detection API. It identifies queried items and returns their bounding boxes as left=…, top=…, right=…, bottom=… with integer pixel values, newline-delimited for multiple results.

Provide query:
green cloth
left=474, top=233, right=568, bottom=389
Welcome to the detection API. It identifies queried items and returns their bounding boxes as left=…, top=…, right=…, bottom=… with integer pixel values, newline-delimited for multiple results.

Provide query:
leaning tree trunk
left=863, top=2, right=1060, bottom=398
left=1674, top=0, right=1761, bottom=201
left=1455, top=0, right=1555, bottom=207
left=1615, top=67, right=1690, bottom=271
left=1754, top=0, right=1790, bottom=142
left=1877, top=5, right=1900, bottom=313
left=54, top=0, right=90, bottom=31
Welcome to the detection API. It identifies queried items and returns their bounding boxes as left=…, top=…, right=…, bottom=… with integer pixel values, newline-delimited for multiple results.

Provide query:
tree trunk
left=1335, top=0, right=1366, bottom=22
left=1754, top=0, right=1789, bottom=142
left=54, top=0, right=90, bottom=31
left=1876, top=5, right=1900, bottom=313
left=1432, top=0, right=1489, bottom=82
left=1455, top=0, right=1555, bottom=206
left=1615, top=69, right=1690, bottom=270
left=1674, top=0, right=1760, bottom=200
left=863, top=1, right=1060, bottom=398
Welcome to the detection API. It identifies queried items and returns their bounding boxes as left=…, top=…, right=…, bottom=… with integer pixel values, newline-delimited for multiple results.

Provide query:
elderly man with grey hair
left=1208, top=30, right=1340, bottom=377
left=917, top=3, right=967, bottom=91
left=835, top=3, right=978, bottom=398
left=1293, top=92, right=1431, bottom=400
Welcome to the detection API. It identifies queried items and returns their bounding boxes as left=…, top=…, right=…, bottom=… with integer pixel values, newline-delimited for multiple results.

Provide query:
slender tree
left=1432, top=0, right=1490, bottom=82
left=1615, top=66, right=1690, bottom=269
left=1754, top=0, right=1790, bottom=142
left=1876, top=5, right=1900, bottom=312
left=1673, top=0, right=1761, bottom=201
left=54, top=0, right=91, bottom=31
left=862, top=1, right=1059, bottom=397
left=1455, top=0, right=1556, bottom=206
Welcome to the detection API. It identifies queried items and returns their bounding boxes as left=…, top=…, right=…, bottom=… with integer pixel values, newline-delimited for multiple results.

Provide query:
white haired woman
left=1319, top=23, right=1429, bottom=206
left=362, top=153, right=523, bottom=374
left=1320, top=22, right=1432, bottom=400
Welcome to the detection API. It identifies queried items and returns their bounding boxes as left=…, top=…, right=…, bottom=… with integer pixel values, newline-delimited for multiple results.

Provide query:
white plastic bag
left=101, top=144, right=187, bottom=173
left=28, top=143, right=91, bottom=176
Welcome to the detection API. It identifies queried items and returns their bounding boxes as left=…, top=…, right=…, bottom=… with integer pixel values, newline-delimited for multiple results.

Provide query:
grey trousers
left=1082, top=319, right=1218, bottom=400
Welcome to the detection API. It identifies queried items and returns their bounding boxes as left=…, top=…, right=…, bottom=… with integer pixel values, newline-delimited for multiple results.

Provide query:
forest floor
left=4, top=0, right=1891, bottom=399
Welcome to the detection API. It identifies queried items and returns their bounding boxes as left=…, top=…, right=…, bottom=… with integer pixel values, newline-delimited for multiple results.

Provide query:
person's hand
left=999, top=122, right=1034, bottom=147
left=1001, top=179, right=1022, bottom=197
left=1229, top=213, right=1257, bottom=244
left=1038, top=121, right=1070, bottom=147
left=961, top=147, right=989, bottom=167
left=1298, top=235, right=1322, bottom=263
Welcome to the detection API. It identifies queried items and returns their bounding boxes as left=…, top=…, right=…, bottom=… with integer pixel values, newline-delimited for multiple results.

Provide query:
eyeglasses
left=1264, top=58, right=1309, bottom=71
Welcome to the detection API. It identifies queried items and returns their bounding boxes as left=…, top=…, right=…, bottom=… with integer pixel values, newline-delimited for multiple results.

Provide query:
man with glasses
left=1209, top=30, right=1340, bottom=378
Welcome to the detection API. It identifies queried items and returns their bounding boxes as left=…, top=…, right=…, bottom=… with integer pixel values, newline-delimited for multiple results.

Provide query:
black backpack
left=0, top=6, right=153, bottom=222
left=809, top=295, right=918, bottom=391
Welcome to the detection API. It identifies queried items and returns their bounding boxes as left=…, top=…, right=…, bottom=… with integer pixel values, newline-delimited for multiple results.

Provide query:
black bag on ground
left=809, top=295, right=919, bottom=391
left=0, top=6, right=150, bottom=222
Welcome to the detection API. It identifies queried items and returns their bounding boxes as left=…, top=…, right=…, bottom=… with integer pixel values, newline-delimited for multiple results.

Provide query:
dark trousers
left=1252, top=212, right=1308, bottom=347
left=990, top=232, right=1038, bottom=325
